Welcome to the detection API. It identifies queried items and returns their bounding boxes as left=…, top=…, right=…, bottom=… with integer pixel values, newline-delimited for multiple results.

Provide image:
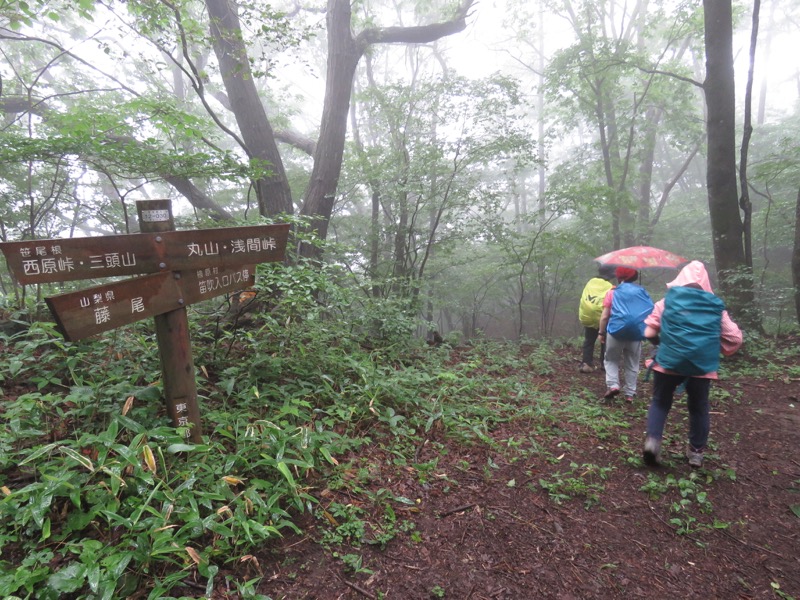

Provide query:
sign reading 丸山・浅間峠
left=45, top=264, right=256, bottom=342
left=0, top=224, right=290, bottom=285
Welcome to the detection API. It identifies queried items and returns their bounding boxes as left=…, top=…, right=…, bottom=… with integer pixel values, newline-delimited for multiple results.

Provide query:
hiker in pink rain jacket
left=641, top=261, right=743, bottom=468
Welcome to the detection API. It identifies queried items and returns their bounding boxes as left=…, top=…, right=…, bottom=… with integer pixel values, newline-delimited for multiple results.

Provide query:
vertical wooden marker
left=136, top=199, right=203, bottom=443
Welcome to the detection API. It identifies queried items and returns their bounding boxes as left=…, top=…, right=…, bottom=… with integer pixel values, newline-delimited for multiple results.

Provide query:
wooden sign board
left=1, top=224, right=289, bottom=285
left=46, top=264, right=256, bottom=341
left=5, top=196, right=289, bottom=444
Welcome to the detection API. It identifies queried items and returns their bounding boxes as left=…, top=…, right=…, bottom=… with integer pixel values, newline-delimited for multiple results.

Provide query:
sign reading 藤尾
left=45, top=264, right=256, bottom=342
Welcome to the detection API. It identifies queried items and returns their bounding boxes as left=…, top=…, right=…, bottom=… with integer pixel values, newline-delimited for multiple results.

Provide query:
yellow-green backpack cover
left=579, top=277, right=613, bottom=328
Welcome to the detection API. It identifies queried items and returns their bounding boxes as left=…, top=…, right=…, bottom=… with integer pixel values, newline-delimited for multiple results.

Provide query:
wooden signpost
left=0, top=200, right=290, bottom=442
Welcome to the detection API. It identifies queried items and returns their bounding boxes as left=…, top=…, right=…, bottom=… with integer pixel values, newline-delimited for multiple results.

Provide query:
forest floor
left=243, top=340, right=800, bottom=600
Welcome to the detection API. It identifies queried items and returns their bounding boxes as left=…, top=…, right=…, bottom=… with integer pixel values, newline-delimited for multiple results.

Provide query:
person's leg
left=620, top=340, right=643, bottom=397
left=685, top=377, right=712, bottom=450
left=646, top=371, right=682, bottom=438
left=604, top=335, right=623, bottom=394
left=581, top=327, right=599, bottom=369
left=643, top=371, right=682, bottom=465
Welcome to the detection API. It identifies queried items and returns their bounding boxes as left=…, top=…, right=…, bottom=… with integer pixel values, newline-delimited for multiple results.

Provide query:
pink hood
left=666, top=260, right=713, bottom=293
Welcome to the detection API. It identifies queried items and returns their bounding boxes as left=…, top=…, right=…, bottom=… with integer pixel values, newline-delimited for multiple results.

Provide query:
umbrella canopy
left=594, top=246, right=689, bottom=270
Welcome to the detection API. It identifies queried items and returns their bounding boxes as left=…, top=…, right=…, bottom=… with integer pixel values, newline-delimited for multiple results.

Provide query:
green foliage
left=1, top=251, right=794, bottom=596
left=1, top=0, right=94, bottom=29
left=0, top=292, right=578, bottom=596
left=0, top=399, right=324, bottom=598
left=537, top=462, right=614, bottom=508
left=639, top=470, right=732, bottom=538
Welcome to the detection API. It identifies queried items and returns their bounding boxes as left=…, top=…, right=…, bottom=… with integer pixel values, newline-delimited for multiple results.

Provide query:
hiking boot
left=687, top=446, right=705, bottom=468
left=643, top=436, right=662, bottom=466
left=579, top=363, right=594, bottom=373
left=603, top=387, right=620, bottom=399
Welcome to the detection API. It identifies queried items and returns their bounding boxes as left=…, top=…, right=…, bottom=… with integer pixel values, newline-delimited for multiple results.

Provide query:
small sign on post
left=0, top=200, right=290, bottom=443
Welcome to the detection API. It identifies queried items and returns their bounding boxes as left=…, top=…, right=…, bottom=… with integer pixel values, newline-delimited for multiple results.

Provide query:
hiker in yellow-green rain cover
left=577, top=264, right=616, bottom=373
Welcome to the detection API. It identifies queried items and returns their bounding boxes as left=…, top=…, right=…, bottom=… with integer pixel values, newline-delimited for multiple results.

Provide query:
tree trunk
left=794, top=187, right=800, bottom=325
left=348, top=75, right=383, bottom=298
left=537, top=1, right=546, bottom=221
left=756, top=1, right=776, bottom=125
left=637, top=107, right=661, bottom=243
left=298, top=0, right=366, bottom=259
left=703, top=0, right=759, bottom=327
left=205, top=0, right=293, bottom=216
left=299, top=0, right=476, bottom=260
left=739, top=0, right=760, bottom=268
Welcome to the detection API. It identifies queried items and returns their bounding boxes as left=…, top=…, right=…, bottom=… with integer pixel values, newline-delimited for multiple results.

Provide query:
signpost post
left=0, top=199, right=290, bottom=443
left=137, top=200, right=201, bottom=442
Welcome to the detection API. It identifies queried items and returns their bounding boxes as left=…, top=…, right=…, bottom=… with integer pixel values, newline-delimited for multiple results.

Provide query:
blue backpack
left=607, top=282, right=654, bottom=341
left=656, top=286, right=725, bottom=376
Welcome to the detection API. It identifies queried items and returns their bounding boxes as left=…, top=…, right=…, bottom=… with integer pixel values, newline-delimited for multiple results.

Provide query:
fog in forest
left=1, top=0, right=799, bottom=340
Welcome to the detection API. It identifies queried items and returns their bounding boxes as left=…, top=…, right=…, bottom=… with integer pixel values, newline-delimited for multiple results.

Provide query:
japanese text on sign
left=186, top=237, right=277, bottom=257
left=195, top=266, right=251, bottom=296
left=17, top=243, right=137, bottom=278
left=1, top=224, right=288, bottom=285
left=45, top=264, right=257, bottom=342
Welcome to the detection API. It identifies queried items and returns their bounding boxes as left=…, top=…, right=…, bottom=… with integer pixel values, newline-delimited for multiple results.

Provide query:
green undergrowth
left=0, top=304, right=786, bottom=598
left=0, top=294, right=574, bottom=599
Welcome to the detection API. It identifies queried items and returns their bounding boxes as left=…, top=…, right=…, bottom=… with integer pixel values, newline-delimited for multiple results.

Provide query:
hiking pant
left=581, top=326, right=605, bottom=367
left=646, top=371, right=711, bottom=450
left=604, top=335, right=642, bottom=396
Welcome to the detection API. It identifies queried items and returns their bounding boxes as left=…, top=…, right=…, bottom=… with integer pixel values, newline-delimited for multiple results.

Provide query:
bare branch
left=274, top=129, right=317, bottom=155
left=356, top=0, right=476, bottom=47
left=630, top=64, right=703, bottom=89
left=212, top=90, right=316, bottom=155
left=0, top=27, right=141, bottom=96
left=651, top=140, right=701, bottom=228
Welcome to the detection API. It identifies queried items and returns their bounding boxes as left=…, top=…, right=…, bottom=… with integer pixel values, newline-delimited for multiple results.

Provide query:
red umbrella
left=594, top=246, right=688, bottom=270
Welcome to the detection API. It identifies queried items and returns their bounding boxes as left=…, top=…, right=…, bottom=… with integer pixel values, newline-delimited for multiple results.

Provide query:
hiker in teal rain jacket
left=641, top=261, right=743, bottom=468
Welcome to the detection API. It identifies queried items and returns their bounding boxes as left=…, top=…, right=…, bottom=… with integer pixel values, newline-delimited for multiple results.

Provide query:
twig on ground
left=739, top=473, right=770, bottom=489
left=459, top=523, right=470, bottom=545
left=343, top=580, right=376, bottom=599
left=281, top=536, right=310, bottom=550
left=716, top=528, right=783, bottom=558
left=439, top=503, right=477, bottom=517
left=466, top=582, right=477, bottom=599
left=181, top=580, right=205, bottom=591
left=384, top=553, right=424, bottom=570
left=647, top=502, right=671, bottom=529
left=414, top=437, right=429, bottom=462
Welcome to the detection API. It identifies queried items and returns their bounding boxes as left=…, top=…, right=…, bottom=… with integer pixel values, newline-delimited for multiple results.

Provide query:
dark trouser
left=581, top=327, right=605, bottom=367
left=646, top=371, right=711, bottom=450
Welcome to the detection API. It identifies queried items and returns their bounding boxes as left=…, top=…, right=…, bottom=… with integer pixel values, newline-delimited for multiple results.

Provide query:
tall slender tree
left=702, top=0, right=757, bottom=323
